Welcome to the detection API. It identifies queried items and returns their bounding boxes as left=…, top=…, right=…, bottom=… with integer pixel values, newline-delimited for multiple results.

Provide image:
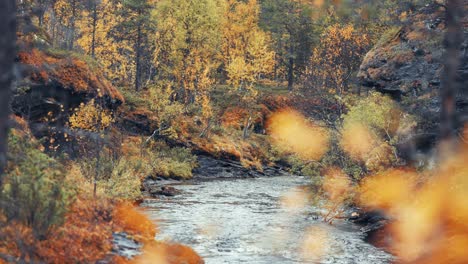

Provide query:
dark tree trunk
left=135, top=9, right=143, bottom=91
left=37, top=0, right=46, bottom=27
left=287, top=45, right=294, bottom=91
left=69, top=0, right=77, bottom=50
left=91, top=0, right=98, bottom=58
left=440, top=0, right=463, bottom=143
left=0, top=0, right=16, bottom=184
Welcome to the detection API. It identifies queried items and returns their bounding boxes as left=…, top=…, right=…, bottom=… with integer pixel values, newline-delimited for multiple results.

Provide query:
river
left=141, top=176, right=393, bottom=264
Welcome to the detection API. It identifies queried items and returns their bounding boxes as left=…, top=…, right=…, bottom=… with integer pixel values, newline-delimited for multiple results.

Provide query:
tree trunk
left=440, top=0, right=463, bottom=143
left=91, top=0, right=98, bottom=58
left=287, top=45, right=294, bottom=91
left=0, top=0, right=16, bottom=184
left=69, top=0, right=77, bottom=50
left=135, top=10, right=142, bottom=91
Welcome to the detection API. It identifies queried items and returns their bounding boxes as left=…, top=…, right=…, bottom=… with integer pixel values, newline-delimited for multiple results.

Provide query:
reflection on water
left=141, top=176, right=393, bottom=264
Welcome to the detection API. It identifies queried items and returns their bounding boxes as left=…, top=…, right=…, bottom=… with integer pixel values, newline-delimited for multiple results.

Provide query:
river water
left=141, top=176, right=393, bottom=264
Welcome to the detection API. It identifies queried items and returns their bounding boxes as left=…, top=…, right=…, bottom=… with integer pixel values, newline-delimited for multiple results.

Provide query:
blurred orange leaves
left=268, top=109, right=329, bottom=161
left=359, top=141, right=468, bottom=263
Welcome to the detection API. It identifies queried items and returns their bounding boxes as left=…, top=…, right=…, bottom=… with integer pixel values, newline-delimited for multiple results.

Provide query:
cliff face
left=358, top=1, right=468, bottom=148
left=13, top=46, right=124, bottom=154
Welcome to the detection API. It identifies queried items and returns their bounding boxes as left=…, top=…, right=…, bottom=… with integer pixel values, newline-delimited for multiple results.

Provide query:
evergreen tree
left=114, top=0, right=154, bottom=91
left=259, top=0, right=315, bottom=90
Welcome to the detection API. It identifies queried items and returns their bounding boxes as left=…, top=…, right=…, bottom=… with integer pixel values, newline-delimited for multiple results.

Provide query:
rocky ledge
left=358, top=1, right=468, bottom=149
left=143, top=154, right=290, bottom=198
left=193, top=155, right=289, bottom=179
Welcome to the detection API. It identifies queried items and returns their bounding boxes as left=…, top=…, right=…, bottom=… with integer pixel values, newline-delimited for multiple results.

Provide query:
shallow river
left=141, top=176, right=393, bottom=264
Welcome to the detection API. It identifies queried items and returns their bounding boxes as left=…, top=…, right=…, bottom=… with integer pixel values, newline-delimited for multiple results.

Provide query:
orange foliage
left=267, top=109, right=329, bottom=160
left=132, top=241, right=204, bottom=264
left=358, top=139, right=468, bottom=263
left=339, top=122, right=378, bottom=162
left=37, top=198, right=113, bottom=263
left=17, top=48, right=124, bottom=102
left=10, top=115, right=32, bottom=139
left=161, top=243, right=204, bottom=264
left=113, top=202, right=157, bottom=242
left=0, top=222, right=36, bottom=262
left=221, top=107, right=250, bottom=130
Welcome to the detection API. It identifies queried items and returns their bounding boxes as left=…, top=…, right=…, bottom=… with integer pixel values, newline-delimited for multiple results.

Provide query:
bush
left=37, top=198, right=114, bottom=263
left=102, top=159, right=142, bottom=201
left=340, top=92, right=415, bottom=172
left=113, top=202, right=156, bottom=242
left=2, top=131, right=70, bottom=239
left=145, top=141, right=197, bottom=180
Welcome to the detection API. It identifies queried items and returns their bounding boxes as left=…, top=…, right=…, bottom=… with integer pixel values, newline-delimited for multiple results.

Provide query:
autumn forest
left=0, top=0, right=467, bottom=263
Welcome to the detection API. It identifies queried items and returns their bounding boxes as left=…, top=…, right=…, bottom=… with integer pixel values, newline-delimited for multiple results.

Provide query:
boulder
left=148, top=185, right=182, bottom=197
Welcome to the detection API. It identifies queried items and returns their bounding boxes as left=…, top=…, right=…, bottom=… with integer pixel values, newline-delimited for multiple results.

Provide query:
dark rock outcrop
left=13, top=47, right=124, bottom=154
left=193, top=155, right=288, bottom=179
left=358, top=1, right=468, bottom=149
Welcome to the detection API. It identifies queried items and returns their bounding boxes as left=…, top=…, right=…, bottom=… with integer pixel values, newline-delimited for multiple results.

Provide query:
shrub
left=69, top=99, right=114, bottom=132
left=37, top=198, right=113, bottom=263
left=145, top=142, right=197, bottom=180
left=113, top=202, right=156, bottom=242
left=102, top=159, right=142, bottom=201
left=340, top=92, right=416, bottom=172
left=2, top=132, right=70, bottom=239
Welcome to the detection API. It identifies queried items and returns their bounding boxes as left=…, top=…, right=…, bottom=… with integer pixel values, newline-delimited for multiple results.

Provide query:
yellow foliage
left=76, top=0, right=135, bottom=82
left=340, top=122, right=378, bottom=161
left=153, top=0, right=222, bottom=102
left=305, top=24, right=372, bottom=94
left=69, top=99, right=114, bottom=131
left=222, top=0, right=275, bottom=89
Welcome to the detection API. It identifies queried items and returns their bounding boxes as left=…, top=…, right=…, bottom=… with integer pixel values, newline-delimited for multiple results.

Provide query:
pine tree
left=259, top=0, right=315, bottom=90
left=114, top=0, right=154, bottom=91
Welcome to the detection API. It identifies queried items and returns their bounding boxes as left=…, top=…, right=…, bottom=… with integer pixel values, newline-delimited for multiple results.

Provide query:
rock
left=146, top=183, right=182, bottom=197
left=349, top=209, right=392, bottom=250
left=97, top=232, right=142, bottom=264
left=112, top=232, right=142, bottom=259
left=117, top=108, right=155, bottom=135
left=154, top=186, right=181, bottom=197
left=193, top=155, right=289, bottom=179
left=358, top=1, right=468, bottom=150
